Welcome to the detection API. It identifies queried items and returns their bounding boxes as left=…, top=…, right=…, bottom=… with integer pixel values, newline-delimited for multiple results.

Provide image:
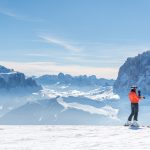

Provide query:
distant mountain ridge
left=35, top=73, right=115, bottom=87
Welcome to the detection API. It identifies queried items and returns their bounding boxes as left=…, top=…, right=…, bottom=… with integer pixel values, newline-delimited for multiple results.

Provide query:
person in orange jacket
left=125, top=86, right=144, bottom=127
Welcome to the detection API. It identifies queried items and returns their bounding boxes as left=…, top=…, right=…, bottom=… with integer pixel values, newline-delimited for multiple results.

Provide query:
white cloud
left=0, top=7, right=25, bottom=20
left=0, top=61, right=118, bottom=79
left=39, top=35, right=81, bottom=52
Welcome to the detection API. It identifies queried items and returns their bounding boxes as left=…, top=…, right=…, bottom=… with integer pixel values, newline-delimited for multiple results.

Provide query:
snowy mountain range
left=0, top=95, right=120, bottom=125
left=114, top=51, right=150, bottom=95
left=35, top=73, right=115, bottom=87
left=0, top=65, right=119, bottom=124
left=1, top=50, right=150, bottom=125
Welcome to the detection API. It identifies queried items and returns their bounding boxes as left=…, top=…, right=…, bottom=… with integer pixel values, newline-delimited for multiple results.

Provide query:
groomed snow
left=0, top=126, right=150, bottom=150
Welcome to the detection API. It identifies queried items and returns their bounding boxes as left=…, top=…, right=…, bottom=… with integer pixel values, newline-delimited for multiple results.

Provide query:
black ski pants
left=128, top=103, right=139, bottom=121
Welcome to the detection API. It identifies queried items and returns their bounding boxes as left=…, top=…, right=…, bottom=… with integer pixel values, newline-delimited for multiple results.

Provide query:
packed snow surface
left=0, top=125, right=150, bottom=150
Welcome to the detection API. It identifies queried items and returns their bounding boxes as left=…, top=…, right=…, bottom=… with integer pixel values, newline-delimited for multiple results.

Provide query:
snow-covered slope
left=35, top=73, right=115, bottom=86
left=0, top=126, right=150, bottom=150
left=0, top=95, right=120, bottom=125
left=0, top=78, right=122, bottom=125
left=114, top=51, right=150, bottom=95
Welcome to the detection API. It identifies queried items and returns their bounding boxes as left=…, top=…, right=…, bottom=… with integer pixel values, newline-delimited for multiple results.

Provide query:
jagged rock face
left=114, top=51, right=150, bottom=95
left=0, top=65, right=14, bottom=73
left=0, top=65, right=41, bottom=92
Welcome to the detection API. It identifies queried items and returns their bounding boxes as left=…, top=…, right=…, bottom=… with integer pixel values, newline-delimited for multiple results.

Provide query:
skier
left=125, top=86, right=144, bottom=127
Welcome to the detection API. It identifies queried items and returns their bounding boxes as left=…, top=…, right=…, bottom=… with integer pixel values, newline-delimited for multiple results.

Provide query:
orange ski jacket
left=128, top=91, right=140, bottom=103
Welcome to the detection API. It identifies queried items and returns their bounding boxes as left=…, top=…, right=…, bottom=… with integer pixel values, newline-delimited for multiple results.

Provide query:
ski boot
left=131, top=120, right=139, bottom=127
left=124, top=121, right=131, bottom=126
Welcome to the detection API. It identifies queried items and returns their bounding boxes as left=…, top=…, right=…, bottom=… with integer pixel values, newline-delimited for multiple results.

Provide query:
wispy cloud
left=0, top=8, right=17, bottom=17
left=25, top=53, right=49, bottom=57
left=0, top=61, right=118, bottom=79
left=0, top=7, right=43, bottom=22
left=39, top=35, right=81, bottom=52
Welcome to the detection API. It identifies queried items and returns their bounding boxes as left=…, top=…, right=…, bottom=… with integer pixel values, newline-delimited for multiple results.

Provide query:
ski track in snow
left=0, top=125, right=149, bottom=150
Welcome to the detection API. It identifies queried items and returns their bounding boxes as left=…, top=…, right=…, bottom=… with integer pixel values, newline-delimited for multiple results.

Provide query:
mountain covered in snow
left=1, top=50, right=150, bottom=125
left=0, top=95, right=119, bottom=125
left=114, top=51, right=150, bottom=95
left=35, top=73, right=115, bottom=87
left=0, top=65, right=41, bottom=93
left=0, top=65, right=120, bottom=124
left=0, top=83, right=121, bottom=124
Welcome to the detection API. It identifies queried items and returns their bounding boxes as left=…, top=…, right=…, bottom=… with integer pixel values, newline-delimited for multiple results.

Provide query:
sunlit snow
left=0, top=126, right=149, bottom=150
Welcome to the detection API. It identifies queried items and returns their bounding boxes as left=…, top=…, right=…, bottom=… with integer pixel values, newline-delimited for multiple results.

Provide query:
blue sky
left=0, top=0, right=150, bottom=79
